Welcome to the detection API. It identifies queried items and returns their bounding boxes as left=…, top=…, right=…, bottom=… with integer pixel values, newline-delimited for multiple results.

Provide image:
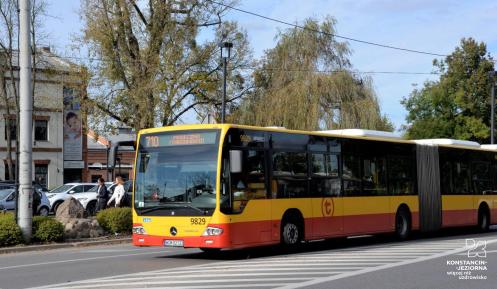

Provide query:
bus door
left=309, top=153, right=343, bottom=237
left=228, top=149, right=272, bottom=245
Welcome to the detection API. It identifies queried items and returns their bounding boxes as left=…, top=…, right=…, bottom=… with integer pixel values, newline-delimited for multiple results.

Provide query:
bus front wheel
left=395, top=208, right=411, bottom=240
left=281, top=219, right=302, bottom=246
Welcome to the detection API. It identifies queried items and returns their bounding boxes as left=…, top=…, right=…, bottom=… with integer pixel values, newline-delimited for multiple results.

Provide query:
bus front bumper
left=132, top=227, right=230, bottom=249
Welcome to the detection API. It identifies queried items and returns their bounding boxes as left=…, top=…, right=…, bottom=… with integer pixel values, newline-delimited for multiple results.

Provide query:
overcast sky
left=45, top=0, right=497, bottom=131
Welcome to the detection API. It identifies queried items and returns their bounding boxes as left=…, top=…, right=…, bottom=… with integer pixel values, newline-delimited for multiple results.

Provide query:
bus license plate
left=164, top=240, right=184, bottom=247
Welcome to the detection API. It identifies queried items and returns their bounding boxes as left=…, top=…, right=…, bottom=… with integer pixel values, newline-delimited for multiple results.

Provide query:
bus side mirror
left=229, top=150, right=243, bottom=173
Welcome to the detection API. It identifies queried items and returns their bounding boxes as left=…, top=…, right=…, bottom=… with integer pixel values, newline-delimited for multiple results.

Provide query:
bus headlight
left=132, top=226, right=147, bottom=235
left=202, top=227, right=223, bottom=236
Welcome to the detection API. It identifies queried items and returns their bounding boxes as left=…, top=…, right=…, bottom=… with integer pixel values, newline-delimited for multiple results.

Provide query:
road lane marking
left=63, top=272, right=338, bottom=284
left=39, top=277, right=313, bottom=289
left=0, top=250, right=166, bottom=271
left=30, top=235, right=497, bottom=289
left=277, top=238, right=497, bottom=289
left=106, top=284, right=292, bottom=289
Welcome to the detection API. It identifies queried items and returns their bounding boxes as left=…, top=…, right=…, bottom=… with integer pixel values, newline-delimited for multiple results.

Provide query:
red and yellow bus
left=132, top=124, right=497, bottom=251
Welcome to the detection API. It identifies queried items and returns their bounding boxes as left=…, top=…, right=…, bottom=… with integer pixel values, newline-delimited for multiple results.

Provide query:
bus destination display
left=142, top=131, right=217, bottom=148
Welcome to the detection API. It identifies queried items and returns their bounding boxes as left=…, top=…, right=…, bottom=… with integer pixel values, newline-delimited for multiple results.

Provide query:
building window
left=91, top=175, right=102, bottom=183
left=4, top=122, right=16, bottom=140
left=35, top=164, right=48, bottom=187
left=4, top=162, right=16, bottom=181
left=34, top=120, right=48, bottom=141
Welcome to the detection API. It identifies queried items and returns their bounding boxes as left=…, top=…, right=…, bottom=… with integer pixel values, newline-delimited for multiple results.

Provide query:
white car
left=46, top=183, right=97, bottom=213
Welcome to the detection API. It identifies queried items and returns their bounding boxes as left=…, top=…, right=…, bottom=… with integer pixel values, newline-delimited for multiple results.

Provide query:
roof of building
left=87, top=128, right=136, bottom=150
left=1, top=47, right=77, bottom=72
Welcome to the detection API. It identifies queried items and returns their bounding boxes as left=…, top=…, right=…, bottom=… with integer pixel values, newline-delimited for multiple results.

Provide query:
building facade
left=0, top=48, right=86, bottom=189
left=85, top=128, right=135, bottom=183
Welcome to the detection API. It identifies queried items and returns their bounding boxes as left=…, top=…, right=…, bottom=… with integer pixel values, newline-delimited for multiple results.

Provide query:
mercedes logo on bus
left=170, top=227, right=178, bottom=236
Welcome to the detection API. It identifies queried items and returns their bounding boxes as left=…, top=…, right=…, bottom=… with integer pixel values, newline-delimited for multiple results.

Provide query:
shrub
left=0, top=213, right=23, bottom=247
left=0, top=212, right=15, bottom=222
left=32, top=217, right=64, bottom=243
left=97, top=207, right=132, bottom=234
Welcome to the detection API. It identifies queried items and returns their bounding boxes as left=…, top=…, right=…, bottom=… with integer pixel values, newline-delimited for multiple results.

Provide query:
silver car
left=0, top=188, right=51, bottom=216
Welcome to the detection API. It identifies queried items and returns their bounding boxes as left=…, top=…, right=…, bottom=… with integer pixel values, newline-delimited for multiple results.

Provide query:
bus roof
left=319, top=129, right=402, bottom=140
left=414, top=138, right=480, bottom=148
left=138, top=124, right=496, bottom=152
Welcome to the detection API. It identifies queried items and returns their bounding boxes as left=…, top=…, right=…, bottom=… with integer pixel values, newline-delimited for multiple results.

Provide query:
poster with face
left=63, top=88, right=82, bottom=161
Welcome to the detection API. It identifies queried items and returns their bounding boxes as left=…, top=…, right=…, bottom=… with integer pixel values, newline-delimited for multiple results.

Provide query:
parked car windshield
left=50, top=184, right=73, bottom=194
left=0, top=189, right=13, bottom=200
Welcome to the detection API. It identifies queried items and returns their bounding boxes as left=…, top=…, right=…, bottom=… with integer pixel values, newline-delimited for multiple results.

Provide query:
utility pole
left=490, top=71, right=497, bottom=144
left=18, top=0, right=33, bottom=241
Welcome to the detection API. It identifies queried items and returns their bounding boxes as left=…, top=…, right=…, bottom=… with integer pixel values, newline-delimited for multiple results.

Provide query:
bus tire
left=395, top=207, right=411, bottom=240
left=281, top=214, right=303, bottom=246
left=478, top=204, right=490, bottom=232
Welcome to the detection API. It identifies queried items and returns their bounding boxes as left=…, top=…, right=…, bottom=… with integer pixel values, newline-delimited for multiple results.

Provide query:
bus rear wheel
left=281, top=219, right=302, bottom=246
left=395, top=208, right=411, bottom=240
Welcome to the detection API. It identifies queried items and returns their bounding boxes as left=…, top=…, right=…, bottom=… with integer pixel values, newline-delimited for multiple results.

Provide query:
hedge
left=32, top=216, right=64, bottom=243
left=96, top=207, right=132, bottom=234
left=0, top=213, right=23, bottom=247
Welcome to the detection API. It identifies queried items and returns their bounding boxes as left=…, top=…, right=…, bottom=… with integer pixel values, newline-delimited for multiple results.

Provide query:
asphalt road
left=0, top=227, right=496, bottom=289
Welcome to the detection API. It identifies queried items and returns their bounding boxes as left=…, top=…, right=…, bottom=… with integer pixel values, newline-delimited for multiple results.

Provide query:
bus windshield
left=134, top=130, right=219, bottom=216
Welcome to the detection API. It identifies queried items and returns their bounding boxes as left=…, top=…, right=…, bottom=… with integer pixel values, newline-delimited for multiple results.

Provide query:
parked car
left=0, top=188, right=51, bottom=216
left=0, top=181, right=49, bottom=194
left=77, top=180, right=133, bottom=215
left=46, top=183, right=97, bottom=213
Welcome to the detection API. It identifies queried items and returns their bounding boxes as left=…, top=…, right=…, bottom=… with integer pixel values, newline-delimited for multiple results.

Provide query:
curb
left=0, top=237, right=132, bottom=254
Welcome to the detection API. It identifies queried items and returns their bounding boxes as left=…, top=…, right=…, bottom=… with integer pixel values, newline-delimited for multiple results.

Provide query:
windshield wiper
left=138, top=203, right=209, bottom=215
left=165, top=203, right=208, bottom=215
left=138, top=205, right=167, bottom=215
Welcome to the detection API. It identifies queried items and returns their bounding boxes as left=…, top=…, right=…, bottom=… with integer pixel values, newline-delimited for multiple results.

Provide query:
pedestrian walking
left=108, top=176, right=125, bottom=208
left=96, top=177, right=109, bottom=212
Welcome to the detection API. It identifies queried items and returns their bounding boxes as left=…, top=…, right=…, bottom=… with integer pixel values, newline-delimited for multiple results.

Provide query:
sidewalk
left=0, top=235, right=132, bottom=254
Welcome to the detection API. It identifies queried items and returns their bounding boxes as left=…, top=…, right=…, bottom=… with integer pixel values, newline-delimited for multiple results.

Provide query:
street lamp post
left=490, top=71, right=497, bottom=144
left=220, top=42, right=233, bottom=123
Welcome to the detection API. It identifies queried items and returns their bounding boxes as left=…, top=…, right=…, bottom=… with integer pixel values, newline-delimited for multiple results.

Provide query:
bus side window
left=342, top=155, right=361, bottom=196
left=471, top=161, right=491, bottom=195
left=231, top=150, right=266, bottom=213
left=362, top=157, right=387, bottom=196
left=310, top=153, right=340, bottom=197
left=272, top=152, right=308, bottom=198
left=388, top=156, right=414, bottom=195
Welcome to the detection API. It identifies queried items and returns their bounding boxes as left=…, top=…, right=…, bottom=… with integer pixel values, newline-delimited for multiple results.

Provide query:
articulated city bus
left=132, top=124, right=497, bottom=251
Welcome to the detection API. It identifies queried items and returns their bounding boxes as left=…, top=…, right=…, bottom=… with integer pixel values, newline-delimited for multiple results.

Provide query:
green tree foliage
left=80, top=0, right=252, bottom=132
left=230, top=18, right=393, bottom=131
left=402, top=38, right=495, bottom=142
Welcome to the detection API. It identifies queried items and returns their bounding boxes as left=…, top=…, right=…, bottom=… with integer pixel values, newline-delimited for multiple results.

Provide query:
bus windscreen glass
left=134, top=130, right=219, bottom=216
